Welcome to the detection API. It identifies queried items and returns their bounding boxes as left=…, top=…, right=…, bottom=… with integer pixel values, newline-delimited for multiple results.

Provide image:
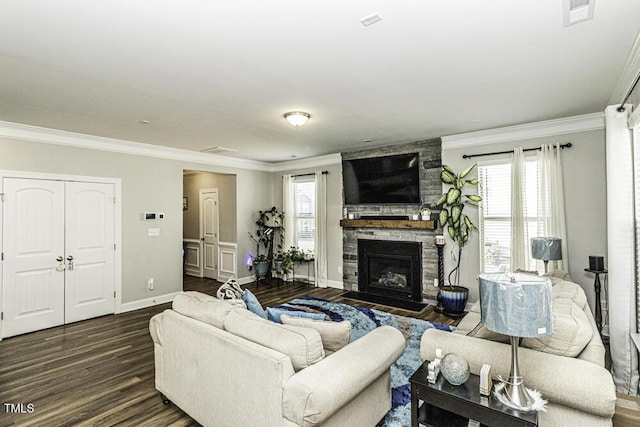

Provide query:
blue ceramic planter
left=255, top=260, right=270, bottom=278
left=440, top=286, right=469, bottom=317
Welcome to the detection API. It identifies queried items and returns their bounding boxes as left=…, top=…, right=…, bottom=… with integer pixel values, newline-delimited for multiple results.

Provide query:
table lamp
left=531, top=237, right=562, bottom=273
left=479, top=272, right=553, bottom=411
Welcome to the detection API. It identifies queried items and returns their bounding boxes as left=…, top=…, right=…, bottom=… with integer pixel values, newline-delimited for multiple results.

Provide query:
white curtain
left=282, top=174, right=295, bottom=251
left=606, top=104, right=639, bottom=395
left=510, top=147, right=528, bottom=270
left=536, top=143, right=569, bottom=272
left=314, top=171, right=328, bottom=288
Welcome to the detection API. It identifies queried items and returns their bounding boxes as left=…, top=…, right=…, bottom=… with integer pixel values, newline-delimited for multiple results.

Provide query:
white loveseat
left=420, top=276, right=617, bottom=426
left=149, top=291, right=406, bottom=426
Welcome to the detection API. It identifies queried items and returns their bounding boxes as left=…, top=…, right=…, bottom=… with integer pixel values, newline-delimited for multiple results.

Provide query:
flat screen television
left=342, top=152, right=421, bottom=204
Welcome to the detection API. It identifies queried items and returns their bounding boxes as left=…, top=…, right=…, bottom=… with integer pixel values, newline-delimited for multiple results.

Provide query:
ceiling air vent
left=563, top=0, right=595, bottom=27
left=200, top=146, right=239, bottom=154
left=360, top=12, right=383, bottom=27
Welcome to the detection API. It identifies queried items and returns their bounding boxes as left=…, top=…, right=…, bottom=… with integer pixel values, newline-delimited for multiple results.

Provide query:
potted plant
left=436, top=163, right=482, bottom=316
left=253, top=254, right=270, bottom=279
left=248, top=207, right=284, bottom=281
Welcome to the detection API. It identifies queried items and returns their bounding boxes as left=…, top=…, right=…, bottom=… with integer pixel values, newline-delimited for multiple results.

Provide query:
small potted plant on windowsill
left=436, top=163, right=482, bottom=317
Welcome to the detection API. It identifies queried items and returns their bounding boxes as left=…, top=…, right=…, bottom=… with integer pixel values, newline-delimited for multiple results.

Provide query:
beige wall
left=442, top=129, right=607, bottom=312
left=183, top=171, right=237, bottom=243
left=271, top=163, right=344, bottom=285
left=0, top=126, right=607, bottom=309
left=0, top=136, right=272, bottom=303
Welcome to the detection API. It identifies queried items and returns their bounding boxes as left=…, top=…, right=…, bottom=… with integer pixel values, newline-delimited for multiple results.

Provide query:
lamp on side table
left=531, top=237, right=562, bottom=273
left=479, top=273, right=553, bottom=411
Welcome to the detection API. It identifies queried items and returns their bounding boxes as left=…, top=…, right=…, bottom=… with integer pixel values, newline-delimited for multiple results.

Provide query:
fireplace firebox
left=357, top=239, right=422, bottom=302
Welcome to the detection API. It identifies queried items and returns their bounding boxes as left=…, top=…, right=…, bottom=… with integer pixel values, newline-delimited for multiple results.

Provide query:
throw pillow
left=242, top=288, right=267, bottom=319
left=280, top=314, right=351, bottom=352
left=522, top=297, right=593, bottom=357
left=224, top=308, right=324, bottom=371
left=266, top=308, right=326, bottom=324
left=216, top=276, right=244, bottom=300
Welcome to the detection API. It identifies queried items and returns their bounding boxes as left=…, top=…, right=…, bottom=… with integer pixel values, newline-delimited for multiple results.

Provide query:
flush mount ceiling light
left=284, top=111, right=311, bottom=127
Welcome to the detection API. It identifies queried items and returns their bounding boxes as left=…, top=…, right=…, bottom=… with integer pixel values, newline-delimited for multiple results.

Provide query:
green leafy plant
left=247, top=207, right=284, bottom=261
left=436, top=164, right=482, bottom=287
left=286, top=246, right=306, bottom=263
left=274, top=250, right=293, bottom=274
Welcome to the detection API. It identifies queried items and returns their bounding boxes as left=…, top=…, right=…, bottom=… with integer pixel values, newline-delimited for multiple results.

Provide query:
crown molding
left=0, top=121, right=273, bottom=172
left=270, top=153, right=342, bottom=172
left=609, top=30, right=640, bottom=105
left=441, top=113, right=605, bottom=150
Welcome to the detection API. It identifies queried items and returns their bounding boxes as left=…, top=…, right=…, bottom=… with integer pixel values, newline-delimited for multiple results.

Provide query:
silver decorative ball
left=440, top=353, right=470, bottom=385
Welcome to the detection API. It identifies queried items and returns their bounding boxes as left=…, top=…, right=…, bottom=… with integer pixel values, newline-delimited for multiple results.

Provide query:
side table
left=410, top=361, right=537, bottom=427
left=584, top=268, right=607, bottom=338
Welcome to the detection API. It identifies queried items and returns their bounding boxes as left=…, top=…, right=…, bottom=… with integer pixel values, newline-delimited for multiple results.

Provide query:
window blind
left=294, top=179, right=316, bottom=251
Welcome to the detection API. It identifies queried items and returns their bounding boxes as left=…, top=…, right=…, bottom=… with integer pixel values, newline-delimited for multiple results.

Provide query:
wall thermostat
left=142, top=212, right=165, bottom=221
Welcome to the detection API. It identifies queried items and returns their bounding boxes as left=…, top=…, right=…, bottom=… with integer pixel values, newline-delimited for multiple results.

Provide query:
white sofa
left=149, top=291, right=406, bottom=427
left=420, top=276, right=617, bottom=426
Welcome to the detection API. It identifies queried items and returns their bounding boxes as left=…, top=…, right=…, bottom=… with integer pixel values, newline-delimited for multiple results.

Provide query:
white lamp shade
left=284, top=111, right=310, bottom=127
left=531, top=237, right=562, bottom=261
left=479, top=273, right=553, bottom=338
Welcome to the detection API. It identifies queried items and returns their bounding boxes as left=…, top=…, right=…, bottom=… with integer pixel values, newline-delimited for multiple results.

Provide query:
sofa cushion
left=224, top=308, right=324, bottom=371
left=453, top=302, right=509, bottom=343
left=280, top=314, right=352, bottom=352
left=522, top=297, right=593, bottom=357
left=266, top=308, right=326, bottom=323
left=242, top=288, right=267, bottom=319
left=172, top=291, right=246, bottom=329
left=551, top=280, right=588, bottom=310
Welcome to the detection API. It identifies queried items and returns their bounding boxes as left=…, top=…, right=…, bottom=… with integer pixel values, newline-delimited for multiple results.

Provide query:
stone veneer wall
left=341, top=138, right=442, bottom=299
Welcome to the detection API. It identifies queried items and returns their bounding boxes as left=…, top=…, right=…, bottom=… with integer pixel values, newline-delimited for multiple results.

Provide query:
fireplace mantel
left=339, top=219, right=436, bottom=230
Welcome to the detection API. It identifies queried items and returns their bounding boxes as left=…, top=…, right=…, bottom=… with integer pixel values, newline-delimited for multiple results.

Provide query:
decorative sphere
left=440, top=353, right=470, bottom=385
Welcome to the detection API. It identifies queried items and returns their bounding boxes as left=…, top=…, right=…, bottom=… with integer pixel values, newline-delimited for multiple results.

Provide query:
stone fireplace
left=358, top=239, right=422, bottom=302
left=341, top=138, right=442, bottom=302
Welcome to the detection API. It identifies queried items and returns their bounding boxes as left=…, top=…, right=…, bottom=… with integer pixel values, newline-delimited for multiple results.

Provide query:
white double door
left=2, top=178, right=115, bottom=338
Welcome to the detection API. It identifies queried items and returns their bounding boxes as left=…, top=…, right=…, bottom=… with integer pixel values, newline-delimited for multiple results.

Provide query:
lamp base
left=495, top=336, right=547, bottom=412
left=494, top=381, right=546, bottom=412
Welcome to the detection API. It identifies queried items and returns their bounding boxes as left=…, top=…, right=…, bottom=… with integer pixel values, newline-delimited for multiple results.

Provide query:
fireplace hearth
left=357, top=239, right=422, bottom=303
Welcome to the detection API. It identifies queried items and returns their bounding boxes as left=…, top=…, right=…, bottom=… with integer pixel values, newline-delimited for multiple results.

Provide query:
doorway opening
left=183, top=171, right=238, bottom=282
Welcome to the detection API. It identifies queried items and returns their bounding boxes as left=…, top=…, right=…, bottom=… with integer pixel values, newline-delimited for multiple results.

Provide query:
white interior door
left=2, top=178, right=66, bottom=338
left=64, top=182, right=115, bottom=323
left=200, top=189, right=219, bottom=279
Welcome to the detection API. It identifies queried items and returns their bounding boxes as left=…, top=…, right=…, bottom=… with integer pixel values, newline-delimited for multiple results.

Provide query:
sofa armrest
left=421, top=329, right=616, bottom=418
left=149, top=313, right=163, bottom=346
left=282, top=325, right=406, bottom=426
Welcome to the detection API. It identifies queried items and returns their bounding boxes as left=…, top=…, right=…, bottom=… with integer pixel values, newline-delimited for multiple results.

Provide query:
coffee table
left=410, top=361, right=538, bottom=427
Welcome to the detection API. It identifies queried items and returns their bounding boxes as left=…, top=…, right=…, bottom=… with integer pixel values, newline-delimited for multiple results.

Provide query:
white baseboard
left=327, top=280, right=343, bottom=289
left=237, top=275, right=255, bottom=286
left=119, top=292, right=181, bottom=313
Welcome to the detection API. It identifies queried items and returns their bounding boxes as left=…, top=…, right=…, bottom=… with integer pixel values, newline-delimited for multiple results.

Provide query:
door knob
left=56, top=256, right=66, bottom=271
left=66, top=255, right=74, bottom=271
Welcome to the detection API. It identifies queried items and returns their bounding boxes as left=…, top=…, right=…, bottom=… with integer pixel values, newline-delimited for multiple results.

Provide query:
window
left=479, top=159, right=540, bottom=273
left=293, top=178, right=316, bottom=251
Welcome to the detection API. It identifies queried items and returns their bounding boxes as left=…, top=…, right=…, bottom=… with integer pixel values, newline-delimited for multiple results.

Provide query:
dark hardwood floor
left=0, top=276, right=457, bottom=426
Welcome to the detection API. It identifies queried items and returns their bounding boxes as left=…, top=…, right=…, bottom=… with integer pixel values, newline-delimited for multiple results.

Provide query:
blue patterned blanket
left=275, top=296, right=454, bottom=426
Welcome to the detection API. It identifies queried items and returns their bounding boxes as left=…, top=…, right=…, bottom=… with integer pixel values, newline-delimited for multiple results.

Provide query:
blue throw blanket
left=276, top=297, right=454, bottom=426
